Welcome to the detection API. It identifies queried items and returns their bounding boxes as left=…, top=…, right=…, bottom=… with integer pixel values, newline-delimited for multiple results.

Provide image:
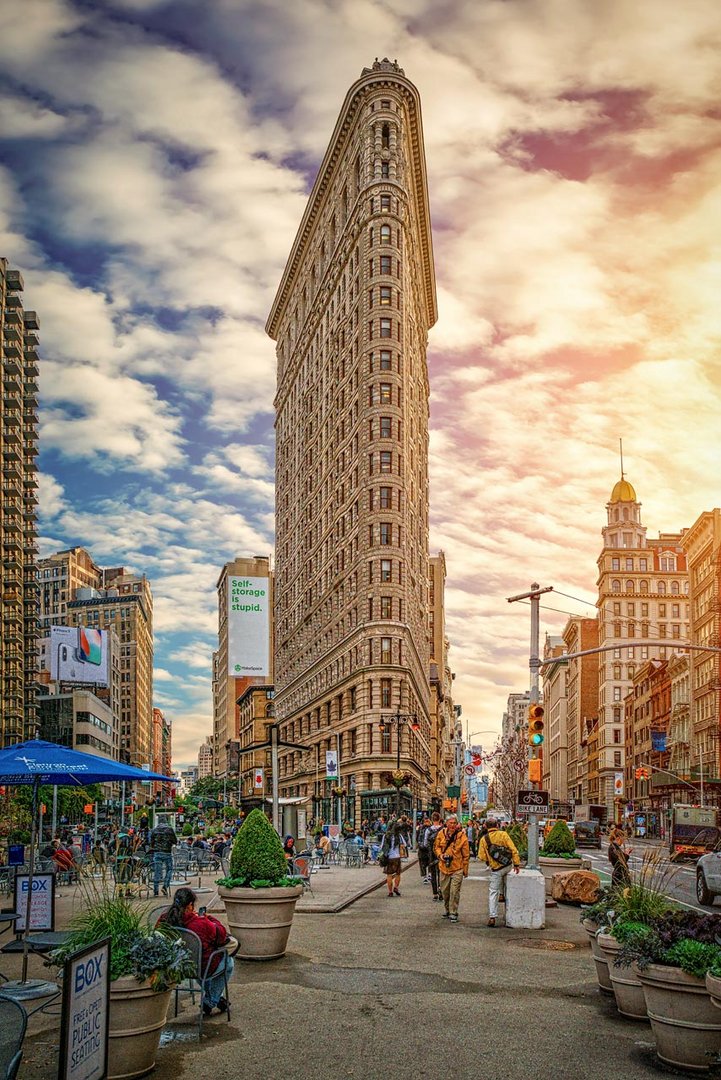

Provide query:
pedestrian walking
left=466, top=819, right=478, bottom=858
left=608, top=827, right=631, bottom=889
left=380, top=818, right=411, bottom=897
left=477, top=816, right=520, bottom=926
left=425, top=812, right=443, bottom=900
left=417, top=815, right=432, bottom=881
left=434, top=814, right=469, bottom=922
left=149, top=817, right=177, bottom=897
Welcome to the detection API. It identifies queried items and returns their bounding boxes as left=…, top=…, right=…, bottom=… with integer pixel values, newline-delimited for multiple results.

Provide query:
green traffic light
left=530, top=733, right=544, bottom=745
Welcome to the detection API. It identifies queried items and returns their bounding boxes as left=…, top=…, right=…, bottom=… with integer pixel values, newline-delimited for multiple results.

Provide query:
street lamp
left=379, top=706, right=420, bottom=814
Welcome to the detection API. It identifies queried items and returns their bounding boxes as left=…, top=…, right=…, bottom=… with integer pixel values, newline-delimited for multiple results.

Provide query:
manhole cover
left=514, top=939, right=577, bottom=951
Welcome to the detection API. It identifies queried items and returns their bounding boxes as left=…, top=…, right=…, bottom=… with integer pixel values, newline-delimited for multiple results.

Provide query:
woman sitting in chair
left=158, top=887, right=234, bottom=1016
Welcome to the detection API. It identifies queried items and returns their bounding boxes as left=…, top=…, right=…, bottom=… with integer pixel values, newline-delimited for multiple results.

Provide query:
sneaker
left=449, top=914, right=459, bottom=923
left=442, top=911, right=450, bottom=918
left=393, top=888, right=401, bottom=896
left=162, top=887, right=169, bottom=897
left=487, top=918, right=496, bottom=927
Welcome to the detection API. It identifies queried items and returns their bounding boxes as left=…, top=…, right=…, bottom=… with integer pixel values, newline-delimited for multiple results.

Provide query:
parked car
left=696, top=847, right=721, bottom=906
left=574, top=820, right=602, bottom=849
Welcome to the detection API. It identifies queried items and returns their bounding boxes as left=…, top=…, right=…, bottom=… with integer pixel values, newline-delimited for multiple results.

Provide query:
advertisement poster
left=59, top=938, right=110, bottom=1080
left=227, top=576, right=270, bottom=677
left=253, top=767, right=264, bottom=789
left=15, top=872, right=55, bottom=933
left=49, top=626, right=109, bottom=687
left=325, top=751, right=338, bottom=779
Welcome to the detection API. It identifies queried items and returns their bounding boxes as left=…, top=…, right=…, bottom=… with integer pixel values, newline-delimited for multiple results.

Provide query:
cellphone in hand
left=198, top=906, right=207, bottom=915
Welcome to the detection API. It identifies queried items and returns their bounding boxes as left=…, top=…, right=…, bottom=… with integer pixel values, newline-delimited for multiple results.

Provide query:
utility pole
left=507, top=583, right=553, bottom=870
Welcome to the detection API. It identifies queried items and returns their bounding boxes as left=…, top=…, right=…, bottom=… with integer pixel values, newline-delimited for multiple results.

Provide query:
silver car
left=696, top=848, right=721, bottom=906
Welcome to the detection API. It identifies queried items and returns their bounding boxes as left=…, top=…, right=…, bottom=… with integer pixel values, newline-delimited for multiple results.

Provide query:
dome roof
left=610, top=478, right=637, bottom=503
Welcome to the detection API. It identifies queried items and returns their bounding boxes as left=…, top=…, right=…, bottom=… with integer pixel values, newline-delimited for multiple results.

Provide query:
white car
left=696, top=849, right=721, bottom=906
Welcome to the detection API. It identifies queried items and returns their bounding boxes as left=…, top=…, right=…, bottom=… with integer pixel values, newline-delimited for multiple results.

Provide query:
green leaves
left=228, top=809, right=289, bottom=887
left=542, top=820, right=576, bottom=856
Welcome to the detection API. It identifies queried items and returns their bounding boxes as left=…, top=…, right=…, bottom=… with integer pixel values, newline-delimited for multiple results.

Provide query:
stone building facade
left=596, top=473, right=689, bottom=818
left=541, top=635, right=568, bottom=809
left=266, top=60, right=438, bottom=822
left=563, top=616, right=599, bottom=811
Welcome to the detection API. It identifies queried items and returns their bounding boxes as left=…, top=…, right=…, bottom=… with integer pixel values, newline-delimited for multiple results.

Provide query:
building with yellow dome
left=594, top=473, right=689, bottom=823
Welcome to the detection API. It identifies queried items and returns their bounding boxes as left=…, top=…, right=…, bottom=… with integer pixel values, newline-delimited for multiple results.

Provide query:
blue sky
left=1, top=1, right=720, bottom=766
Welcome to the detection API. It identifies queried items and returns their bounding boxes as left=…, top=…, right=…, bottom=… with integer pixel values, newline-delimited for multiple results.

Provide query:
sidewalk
left=294, top=855, right=418, bottom=913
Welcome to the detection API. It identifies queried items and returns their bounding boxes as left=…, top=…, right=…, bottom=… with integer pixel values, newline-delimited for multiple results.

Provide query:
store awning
left=263, top=796, right=311, bottom=806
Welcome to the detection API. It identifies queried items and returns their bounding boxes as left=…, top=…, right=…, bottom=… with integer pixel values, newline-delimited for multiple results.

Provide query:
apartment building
left=0, top=261, right=40, bottom=746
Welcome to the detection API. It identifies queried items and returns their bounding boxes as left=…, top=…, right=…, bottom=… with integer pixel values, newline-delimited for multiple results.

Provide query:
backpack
left=486, top=832, right=513, bottom=868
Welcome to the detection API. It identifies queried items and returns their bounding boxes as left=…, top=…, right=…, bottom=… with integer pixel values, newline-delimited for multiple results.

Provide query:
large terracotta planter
left=108, top=976, right=172, bottom=1080
left=218, top=884, right=303, bottom=960
left=636, top=963, right=721, bottom=1071
left=596, top=931, right=647, bottom=1019
left=582, top=918, right=613, bottom=994
left=538, top=856, right=583, bottom=895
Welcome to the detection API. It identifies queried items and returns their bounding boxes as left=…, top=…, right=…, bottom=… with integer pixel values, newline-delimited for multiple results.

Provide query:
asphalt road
left=580, top=844, right=714, bottom=913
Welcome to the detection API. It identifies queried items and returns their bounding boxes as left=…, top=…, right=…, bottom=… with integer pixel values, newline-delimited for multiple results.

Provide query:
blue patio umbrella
left=0, top=738, right=177, bottom=990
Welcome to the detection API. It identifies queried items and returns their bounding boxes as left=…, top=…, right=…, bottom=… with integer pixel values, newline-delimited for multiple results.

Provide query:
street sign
left=463, top=764, right=476, bottom=777
left=516, top=789, right=550, bottom=815
left=446, top=785, right=461, bottom=798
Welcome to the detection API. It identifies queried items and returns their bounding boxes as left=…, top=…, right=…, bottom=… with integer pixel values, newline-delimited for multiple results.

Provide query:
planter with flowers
left=51, top=892, right=194, bottom=1080
left=538, top=821, right=584, bottom=894
left=217, top=808, right=303, bottom=961
left=614, top=912, right=721, bottom=1070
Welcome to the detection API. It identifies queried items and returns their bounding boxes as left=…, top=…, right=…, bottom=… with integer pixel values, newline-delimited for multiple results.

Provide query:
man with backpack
left=477, top=816, right=521, bottom=926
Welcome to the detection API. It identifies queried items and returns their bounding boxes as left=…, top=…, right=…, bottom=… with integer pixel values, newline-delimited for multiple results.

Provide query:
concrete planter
left=637, top=963, right=721, bottom=1071
left=218, top=884, right=303, bottom=960
left=597, top=931, right=647, bottom=1019
left=538, top=856, right=583, bottom=895
left=582, top=918, right=613, bottom=994
left=706, top=972, right=721, bottom=1011
left=108, top=976, right=172, bottom=1080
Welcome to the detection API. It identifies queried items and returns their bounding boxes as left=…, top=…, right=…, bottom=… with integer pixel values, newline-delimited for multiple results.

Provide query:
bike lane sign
left=516, top=790, right=549, bottom=815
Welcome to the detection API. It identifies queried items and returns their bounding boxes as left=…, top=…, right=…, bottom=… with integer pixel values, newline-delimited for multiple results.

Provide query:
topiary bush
left=506, top=823, right=528, bottom=856
left=227, top=808, right=289, bottom=887
left=542, top=820, right=577, bottom=856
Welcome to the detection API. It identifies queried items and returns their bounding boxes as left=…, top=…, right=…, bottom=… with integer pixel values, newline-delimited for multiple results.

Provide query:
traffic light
left=635, top=767, right=650, bottom=780
left=529, top=758, right=542, bottom=784
left=528, top=704, right=544, bottom=746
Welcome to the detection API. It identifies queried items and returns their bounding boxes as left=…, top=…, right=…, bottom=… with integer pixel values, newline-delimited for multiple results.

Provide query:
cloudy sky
left=1, top=0, right=720, bottom=767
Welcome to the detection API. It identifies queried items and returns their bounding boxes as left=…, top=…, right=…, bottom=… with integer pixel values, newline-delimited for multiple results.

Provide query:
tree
left=487, top=732, right=528, bottom=818
left=11, top=783, right=103, bottom=823
left=188, top=776, right=224, bottom=802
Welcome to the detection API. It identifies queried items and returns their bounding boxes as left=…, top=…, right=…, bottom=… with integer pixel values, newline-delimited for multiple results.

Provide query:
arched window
left=640, top=580, right=648, bottom=593
left=611, top=579, right=621, bottom=593
left=658, top=581, right=666, bottom=595
left=670, top=581, right=679, bottom=595
left=380, top=224, right=391, bottom=243
left=625, top=580, right=634, bottom=593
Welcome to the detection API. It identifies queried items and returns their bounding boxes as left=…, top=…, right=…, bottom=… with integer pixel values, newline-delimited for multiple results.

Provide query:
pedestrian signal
left=528, top=704, right=544, bottom=746
left=528, top=758, right=542, bottom=784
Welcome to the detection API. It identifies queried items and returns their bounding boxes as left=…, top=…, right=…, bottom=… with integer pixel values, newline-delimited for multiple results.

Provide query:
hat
left=485, top=816, right=499, bottom=827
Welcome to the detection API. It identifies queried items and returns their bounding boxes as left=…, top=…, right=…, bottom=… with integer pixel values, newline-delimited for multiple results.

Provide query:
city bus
left=669, top=805, right=718, bottom=861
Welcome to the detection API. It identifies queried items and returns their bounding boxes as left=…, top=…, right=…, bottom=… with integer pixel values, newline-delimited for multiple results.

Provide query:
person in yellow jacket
left=433, top=814, right=470, bottom=923
left=477, top=817, right=521, bottom=926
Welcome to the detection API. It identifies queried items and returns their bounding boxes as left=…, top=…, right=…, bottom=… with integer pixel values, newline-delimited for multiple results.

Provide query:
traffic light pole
left=508, top=583, right=553, bottom=870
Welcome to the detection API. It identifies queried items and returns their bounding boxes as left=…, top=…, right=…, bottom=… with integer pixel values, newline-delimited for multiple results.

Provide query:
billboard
left=50, top=626, right=109, bottom=686
left=227, top=576, right=270, bottom=676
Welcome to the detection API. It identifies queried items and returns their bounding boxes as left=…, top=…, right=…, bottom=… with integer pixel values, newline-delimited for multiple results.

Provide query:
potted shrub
left=217, top=809, right=303, bottom=960
left=580, top=888, right=617, bottom=994
left=538, top=820, right=583, bottom=894
left=615, top=911, right=721, bottom=1070
left=51, top=892, right=193, bottom=1080
left=506, top=824, right=528, bottom=859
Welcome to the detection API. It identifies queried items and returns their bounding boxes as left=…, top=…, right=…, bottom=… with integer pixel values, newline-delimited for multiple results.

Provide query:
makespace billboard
left=227, top=576, right=270, bottom=677
left=49, top=625, right=109, bottom=686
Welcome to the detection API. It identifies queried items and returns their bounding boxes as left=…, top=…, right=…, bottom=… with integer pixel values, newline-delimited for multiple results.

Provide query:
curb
left=296, top=857, right=419, bottom=914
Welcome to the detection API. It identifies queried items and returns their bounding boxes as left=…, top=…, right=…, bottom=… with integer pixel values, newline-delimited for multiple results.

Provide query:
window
left=379, top=286, right=391, bottom=305
left=380, top=637, right=392, bottom=663
left=639, top=558, right=648, bottom=571
left=625, top=558, right=634, bottom=570
left=379, top=522, right=391, bottom=544
left=381, top=161, right=389, bottom=178
left=659, top=603, right=666, bottom=616
left=381, top=123, right=390, bottom=148
left=658, top=581, right=666, bottom=595
left=660, top=556, right=676, bottom=571
left=380, top=194, right=391, bottom=211
left=382, top=729, right=391, bottom=753
left=380, top=224, right=391, bottom=242
left=380, top=416, right=392, bottom=438
left=613, top=687, right=622, bottom=701
left=380, top=318, right=391, bottom=337
left=380, top=256, right=392, bottom=274
left=612, top=579, right=621, bottom=592
left=625, top=580, right=634, bottom=593
left=379, top=486, right=392, bottom=508
left=381, top=678, right=392, bottom=707
left=613, top=751, right=622, bottom=767
left=640, top=580, right=648, bottom=593
left=380, top=596, right=392, bottom=618
left=380, top=349, right=392, bottom=369
left=611, top=558, right=620, bottom=570
left=379, top=383, right=392, bottom=403
left=379, top=451, right=392, bottom=473
left=613, top=728, right=621, bottom=744
left=627, top=603, right=635, bottom=616
left=641, top=603, right=648, bottom=616
left=613, top=602, right=621, bottom=615
left=670, top=581, right=679, bottom=595
left=380, top=560, right=391, bottom=581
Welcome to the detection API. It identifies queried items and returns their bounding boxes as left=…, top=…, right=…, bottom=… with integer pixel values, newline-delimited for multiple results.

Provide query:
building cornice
left=266, top=66, right=437, bottom=340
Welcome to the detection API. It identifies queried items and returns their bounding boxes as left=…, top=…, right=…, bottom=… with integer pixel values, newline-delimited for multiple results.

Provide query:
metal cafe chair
left=290, top=856, right=314, bottom=895
left=0, top=994, right=28, bottom=1080
left=172, top=928, right=232, bottom=1037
